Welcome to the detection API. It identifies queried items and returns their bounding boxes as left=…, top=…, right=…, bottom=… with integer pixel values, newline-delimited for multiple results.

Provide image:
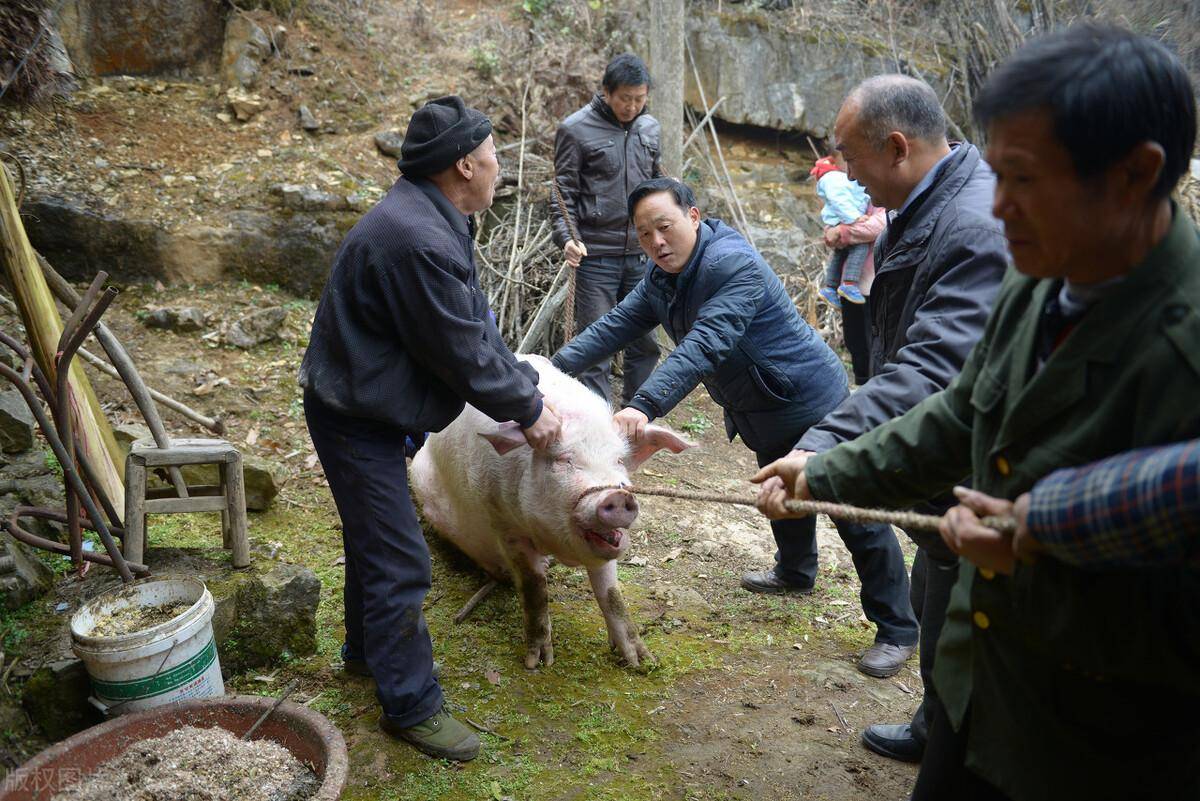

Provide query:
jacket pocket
left=969, top=367, right=1006, bottom=414
left=579, top=192, right=601, bottom=223
left=749, top=364, right=792, bottom=405
left=582, top=140, right=618, bottom=175
left=636, top=132, right=659, bottom=177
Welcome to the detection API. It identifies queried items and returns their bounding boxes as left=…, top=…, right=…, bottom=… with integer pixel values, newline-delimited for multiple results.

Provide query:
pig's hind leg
left=502, top=540, right=555, bottom=669
left=587, top=561, right=654, bottom=668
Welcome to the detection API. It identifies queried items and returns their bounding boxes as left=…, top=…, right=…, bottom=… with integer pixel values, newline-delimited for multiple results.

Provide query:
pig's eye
left=553, top=452, right=574, bottom=466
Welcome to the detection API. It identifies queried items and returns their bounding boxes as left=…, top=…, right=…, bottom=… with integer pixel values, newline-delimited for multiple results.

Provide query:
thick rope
left=579, top=484, right=1017, bottom=535
left=550, top=177, right=578, bottom=342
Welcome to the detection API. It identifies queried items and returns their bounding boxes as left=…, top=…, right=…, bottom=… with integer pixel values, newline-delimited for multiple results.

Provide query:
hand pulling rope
left=550, top=176, right=579, bottom=342
left=578, top=484, right=1017, bottom=535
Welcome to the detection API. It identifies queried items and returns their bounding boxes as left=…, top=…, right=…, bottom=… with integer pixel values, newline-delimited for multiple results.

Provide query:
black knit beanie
left=397, top=96, right=493, bottom=177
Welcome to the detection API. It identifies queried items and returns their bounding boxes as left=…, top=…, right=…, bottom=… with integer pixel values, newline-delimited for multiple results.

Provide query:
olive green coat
left=806, top=206, right=1200, bottom=800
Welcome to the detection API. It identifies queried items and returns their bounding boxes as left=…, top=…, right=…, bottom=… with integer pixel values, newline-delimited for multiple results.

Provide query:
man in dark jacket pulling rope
left=746, top=75, right=1008, bottom=760
left=552, top=177, right=918, bottom=663
left=299, top=96, right=561, bottom=762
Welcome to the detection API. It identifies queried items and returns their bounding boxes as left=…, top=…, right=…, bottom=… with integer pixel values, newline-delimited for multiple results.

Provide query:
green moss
left=135, top=462, right=884, bottom=799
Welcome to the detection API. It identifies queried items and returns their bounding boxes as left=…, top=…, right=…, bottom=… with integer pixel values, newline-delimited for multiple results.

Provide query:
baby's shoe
left=837, top=282, right=866, bottom=304
left=819, top=286, right=842, bottom=308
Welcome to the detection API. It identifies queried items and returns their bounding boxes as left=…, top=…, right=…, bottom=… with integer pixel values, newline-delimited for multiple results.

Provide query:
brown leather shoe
left=857, top=642, right=916, bottom=678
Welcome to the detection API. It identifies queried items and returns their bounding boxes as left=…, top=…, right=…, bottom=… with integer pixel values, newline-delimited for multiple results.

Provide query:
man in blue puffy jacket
left=552, top=177, right=919, bottom=659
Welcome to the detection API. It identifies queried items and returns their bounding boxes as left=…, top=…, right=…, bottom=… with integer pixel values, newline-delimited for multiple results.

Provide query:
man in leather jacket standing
left=552, top=53, right=663, bottom=406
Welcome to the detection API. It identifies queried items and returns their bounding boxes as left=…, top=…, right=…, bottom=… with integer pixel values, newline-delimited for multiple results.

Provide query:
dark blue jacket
left=553, top=219, right=848, bottom=451
left=797, top=144, right=1006, bottom=454
left=299, top=177, right=543, bottom=432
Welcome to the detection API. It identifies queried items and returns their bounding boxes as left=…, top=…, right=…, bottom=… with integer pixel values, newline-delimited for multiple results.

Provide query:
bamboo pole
left=0, top=161, right=125, bottom=511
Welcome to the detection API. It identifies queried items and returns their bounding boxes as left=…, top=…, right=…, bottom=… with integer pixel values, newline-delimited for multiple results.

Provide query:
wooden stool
left=124, top=438, right=250, bottom=568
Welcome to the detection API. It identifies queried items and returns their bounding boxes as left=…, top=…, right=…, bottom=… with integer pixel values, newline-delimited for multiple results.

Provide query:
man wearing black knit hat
left=300, top=95, right=561, bottom=761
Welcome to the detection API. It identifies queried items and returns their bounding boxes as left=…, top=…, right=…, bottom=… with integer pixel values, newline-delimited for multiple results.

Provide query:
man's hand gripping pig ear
left=750, top=450, right=817, bottom=520
left=522, top=400, right=563, bottom=451
left=613, top=407, right=649, bottom=443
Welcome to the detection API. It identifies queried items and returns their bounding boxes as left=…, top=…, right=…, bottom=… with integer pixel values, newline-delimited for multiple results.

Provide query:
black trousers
left=840, top=295, right=872, bottom=386
left=745, top=403, right=919, bottom=649
left=912, top=703, right=1011, bottom=801
left=304, top=394, right=443, bottom=727
left=573, top=254, right=660, bottom=406
left=908, top=547, right=962, bottom=743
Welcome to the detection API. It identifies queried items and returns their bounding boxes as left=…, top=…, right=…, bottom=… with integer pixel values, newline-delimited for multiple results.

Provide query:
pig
left=410, top=354, right=690, bottom=669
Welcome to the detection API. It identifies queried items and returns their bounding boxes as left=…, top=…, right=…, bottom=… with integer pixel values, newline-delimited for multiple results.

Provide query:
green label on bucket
left=91, top=638, right=218, bottom=701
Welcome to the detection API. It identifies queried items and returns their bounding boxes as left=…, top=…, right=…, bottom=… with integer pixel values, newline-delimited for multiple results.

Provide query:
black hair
left=627, top=177, right=697, bottom=218
left=851, top=75, right=946, bottom=146
left=603, top=53, right=653, bottom=92
left=974, top=23, right=1196, bottom=199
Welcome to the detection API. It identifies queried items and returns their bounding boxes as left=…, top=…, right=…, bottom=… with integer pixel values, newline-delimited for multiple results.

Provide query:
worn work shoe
left=861, top=722, right=925, bottom=763
left=837, top=282, right=866, bottom=304
left=740, top=568, right=815, bottom=595
left=857, top=642, right=917, bottom=678
left=380, top=706, right=481, bottom=761
left=818, top=286, right=842, bottom=309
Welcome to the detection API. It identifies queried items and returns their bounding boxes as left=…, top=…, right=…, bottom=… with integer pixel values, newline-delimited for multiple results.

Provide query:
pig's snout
left=596, top=489, right=639, bottom=529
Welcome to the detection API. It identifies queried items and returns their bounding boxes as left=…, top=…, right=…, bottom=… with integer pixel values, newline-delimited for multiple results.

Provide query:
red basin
left=0, top=695, right=348, bottom=801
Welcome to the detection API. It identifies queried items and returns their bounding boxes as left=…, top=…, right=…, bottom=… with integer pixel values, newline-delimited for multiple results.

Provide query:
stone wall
left=683, top=13, right=947, bottom=140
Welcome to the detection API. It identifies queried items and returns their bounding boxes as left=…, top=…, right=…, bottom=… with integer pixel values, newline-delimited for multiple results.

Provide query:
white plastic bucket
left=70, top=576, right=224, bottom=715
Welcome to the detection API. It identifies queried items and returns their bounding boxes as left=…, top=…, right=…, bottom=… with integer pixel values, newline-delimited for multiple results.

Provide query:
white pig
left=410, top=354, right=690, bottom=669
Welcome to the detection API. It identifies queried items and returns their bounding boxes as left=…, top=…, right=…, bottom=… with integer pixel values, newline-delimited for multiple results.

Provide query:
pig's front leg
left=508, top=543, right=554, bottom=669
left=587, top=560, right=653, bottom=668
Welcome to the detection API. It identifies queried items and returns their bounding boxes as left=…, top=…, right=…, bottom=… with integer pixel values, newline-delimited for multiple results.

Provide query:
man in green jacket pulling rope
left=755, top=23, right=1200, bottom=801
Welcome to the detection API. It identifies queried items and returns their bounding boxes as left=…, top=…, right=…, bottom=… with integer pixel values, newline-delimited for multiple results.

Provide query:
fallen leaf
left=245, top=427, right=259, bottom=445
left=485, top=669, right=501, bottom=686
left=331, top=555, right=346, bottom=566
left=662, top=547, right=683, bottom=563
left=622, top=555, right=648, bottom=567
left=304, top=453, right=320, bottom=469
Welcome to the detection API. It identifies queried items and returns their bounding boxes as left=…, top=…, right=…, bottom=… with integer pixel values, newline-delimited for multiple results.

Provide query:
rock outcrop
left=23, top=195, right=352, bottom=299
left=684, top=12, right=949, bottom=138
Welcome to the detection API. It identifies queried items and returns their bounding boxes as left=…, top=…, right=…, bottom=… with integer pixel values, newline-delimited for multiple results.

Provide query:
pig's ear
left=479, top=422, right=528, bottom=455
left=625, top=425, right=693, bottom=470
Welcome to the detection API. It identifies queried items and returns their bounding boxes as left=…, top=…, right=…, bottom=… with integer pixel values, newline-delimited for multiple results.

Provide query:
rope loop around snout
left=573, top=483, right=633, bottom=512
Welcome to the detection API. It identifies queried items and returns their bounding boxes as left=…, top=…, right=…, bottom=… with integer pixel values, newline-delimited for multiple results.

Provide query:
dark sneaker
left=857, top=642, right=916, bottom=678
left=380, top=706, right=481, bottom=761
left=740, top=568, right=815, bottom=595
left=861, top=722, right=925, bottom=763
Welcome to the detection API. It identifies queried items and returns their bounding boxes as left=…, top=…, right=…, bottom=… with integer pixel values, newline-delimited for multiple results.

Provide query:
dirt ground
left=0, top=281, right=919, bottom=800
left=1, top=1, right=921, bottom=798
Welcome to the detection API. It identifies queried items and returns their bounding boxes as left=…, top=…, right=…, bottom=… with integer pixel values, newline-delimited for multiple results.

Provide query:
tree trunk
left=649, top=0, right=685, bottom=178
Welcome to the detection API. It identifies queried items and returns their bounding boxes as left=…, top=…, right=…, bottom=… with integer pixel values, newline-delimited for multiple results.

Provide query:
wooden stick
left=454, top=578, right=499, bottom=624
left=0, top=161, right=125, bottom=512
left=242, top=679, right=301, bottom=741
left=684, top=38, right=755, bottom=247
left=681, top=95, right=726, bottom=154
left=75, top=346, right=225, bottom=434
